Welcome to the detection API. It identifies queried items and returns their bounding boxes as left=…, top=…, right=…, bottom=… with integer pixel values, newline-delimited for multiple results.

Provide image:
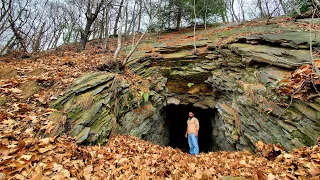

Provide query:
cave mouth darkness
left=161, top=104, right=217, bottom=153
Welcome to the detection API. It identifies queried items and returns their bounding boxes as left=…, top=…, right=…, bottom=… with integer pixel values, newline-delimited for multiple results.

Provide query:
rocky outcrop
left=51, top=21, right=320, bottom=152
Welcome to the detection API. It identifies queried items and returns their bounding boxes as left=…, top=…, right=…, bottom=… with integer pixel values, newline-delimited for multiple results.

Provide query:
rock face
left=52, top=23, right=320, bottom=152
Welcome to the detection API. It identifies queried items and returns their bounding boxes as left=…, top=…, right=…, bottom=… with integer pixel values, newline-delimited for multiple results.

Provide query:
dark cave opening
left=161, top=104, right=217, bottom=153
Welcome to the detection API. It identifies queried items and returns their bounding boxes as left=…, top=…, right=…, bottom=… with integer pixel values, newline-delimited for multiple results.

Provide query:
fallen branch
left=309, top=8, right=320, bottom=77
left=277, top=80, right=307, bottom=120
left=122, top=31, right=147, bottom=66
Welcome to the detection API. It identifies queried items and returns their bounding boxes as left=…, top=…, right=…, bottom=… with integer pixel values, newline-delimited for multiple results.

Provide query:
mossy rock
left=291, top=130, right=314, bottom=146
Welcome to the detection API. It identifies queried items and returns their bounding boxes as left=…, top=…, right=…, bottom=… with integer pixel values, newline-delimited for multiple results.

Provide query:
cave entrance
left=161, top=104, right=217, bottom=153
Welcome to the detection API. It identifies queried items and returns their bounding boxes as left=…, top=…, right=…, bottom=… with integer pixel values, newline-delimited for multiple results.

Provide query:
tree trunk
left=257, top=0, right=266, bottom=18
left=79, top=0, right=105, bottom=51
left=80, top=20, right=93, bottom=51
left=230, top=0, right=240, bottom=22
left=313, top=0, right=320, bottom=9
left=124, top=4, right=128, bottom=39
left=279, top=0, right=287, bottom=14
left=33, top=22, right=46, bottom=52
left=113, top=0, right=128, bottom=70
left=220, top=10, right=227, bottom=23
left=104, top=7, right=109, bottom=52
left=240, top=0, right=246, bottom=21
left=264, top=0, right=271, bottom=17
left=0, top=35, right=14, bottom=55
left=137, top=0, right=142, bottom=32
left=9, top=18, right=27, bottom=52
left=128, top=0, right=137, bottom=35
left=52, top=29, right=63, bottom=49
left=65, top=23, right=75, bottom=43
left=99, top=8, right=105, bottom=39
left=176, top=4, right=182, bottom=31
left=114, top=0, right=124, bottom=36
left=193, top=0, right=197, bottom=54
left=204, top=0, right=208, bottom=33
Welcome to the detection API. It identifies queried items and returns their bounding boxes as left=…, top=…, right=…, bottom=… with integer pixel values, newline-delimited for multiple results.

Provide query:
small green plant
left=139, top=91, right=149, bottom=103
left=280, top=95, right=289, bottom=99
left=187, top=83, right=194, bottom=88
left=232, top=128, right=240, bottom=141
left=232, top=129, right=239, bottom=136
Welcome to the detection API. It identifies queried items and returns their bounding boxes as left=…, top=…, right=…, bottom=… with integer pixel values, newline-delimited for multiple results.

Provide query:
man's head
left=189, top=112, right=194, bottom=118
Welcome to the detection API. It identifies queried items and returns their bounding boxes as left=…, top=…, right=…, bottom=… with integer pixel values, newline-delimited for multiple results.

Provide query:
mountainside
left=1, top=17, right=320, bottom=179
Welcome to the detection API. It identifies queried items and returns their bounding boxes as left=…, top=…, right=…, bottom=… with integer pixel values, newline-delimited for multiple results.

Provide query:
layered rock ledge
left=51, top=22, right=320, bottom=152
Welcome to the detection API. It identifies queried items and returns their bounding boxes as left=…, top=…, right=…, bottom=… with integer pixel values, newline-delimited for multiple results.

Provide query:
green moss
left=68, top=106, right=82, bottom=119
left=246, top=76, right=257, bottom=84
left=291, top=130, right=314, bottom=146
left=90, top=112, right=112, bottom=132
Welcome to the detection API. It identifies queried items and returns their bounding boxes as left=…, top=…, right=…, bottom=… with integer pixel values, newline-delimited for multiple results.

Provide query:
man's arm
left=194, top=118, right=199, bottom=137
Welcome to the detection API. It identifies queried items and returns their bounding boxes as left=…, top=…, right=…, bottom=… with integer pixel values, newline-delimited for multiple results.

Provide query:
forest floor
left=1, top=17, right=320, bottom=179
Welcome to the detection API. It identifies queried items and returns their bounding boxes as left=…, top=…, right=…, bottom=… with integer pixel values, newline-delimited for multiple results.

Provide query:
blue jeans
left=188, top=133, right=199, bottom=155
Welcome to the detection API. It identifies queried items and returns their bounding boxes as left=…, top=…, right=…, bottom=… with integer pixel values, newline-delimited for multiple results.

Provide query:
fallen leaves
left=0, top=128, right=319, bottom=179
left=276, top=61, right=320, bottom=102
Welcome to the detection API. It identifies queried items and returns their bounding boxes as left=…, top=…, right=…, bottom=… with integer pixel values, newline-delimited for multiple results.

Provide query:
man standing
left=185, top=112, right=200, bottom=155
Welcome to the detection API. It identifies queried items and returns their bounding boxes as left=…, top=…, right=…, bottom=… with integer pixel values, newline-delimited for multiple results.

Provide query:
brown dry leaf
left=0, top=144, right=10, bottom=155
left=38, top=137, right=55, bottom=146
left=284, top=154, right=293, bottom=159
left=25, top=128, right=34, bottom=136
left=239, top=159, right=246, bottom=165
left=20, top=154, right=32, bottom=161
left=256, top=141, right=264, bottom=150
left=38, top=144, right=55, bottom=153
left=29, top=166, right=43, bottom=180
left=50, top=174, right=65, bottom=180
left=52, top=163, right=63, bottom=172
left=308, top=163, right=320, bottom=176
left=314, top=60, right=320, bottom=67
left=267, top=173, right=275, bottom=180
left=83, top=165, right=93, bottom=180
left=194, top=170, right=202, bottom=179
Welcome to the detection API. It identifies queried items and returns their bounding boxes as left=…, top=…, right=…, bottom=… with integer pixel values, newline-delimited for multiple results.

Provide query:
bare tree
left=113, top=0, right=124, bottom=36
left=313, top=0, right=320, bottom=9
left=137, top=0, right=142, bottom=32
left=279, top=0, right=288, bottom=14
left=79, top=0, right=105, bottom=51
left=113, top=0, right=128, bottom=69
left=239, top=0, right=246, bottom=21
left=257, top=0, right=267, bottom=18
left=103, top=5, right=110, bottom=51
left=7, top=0, right=31, bottom=53
left=226, top=0, right=240, bottom=22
